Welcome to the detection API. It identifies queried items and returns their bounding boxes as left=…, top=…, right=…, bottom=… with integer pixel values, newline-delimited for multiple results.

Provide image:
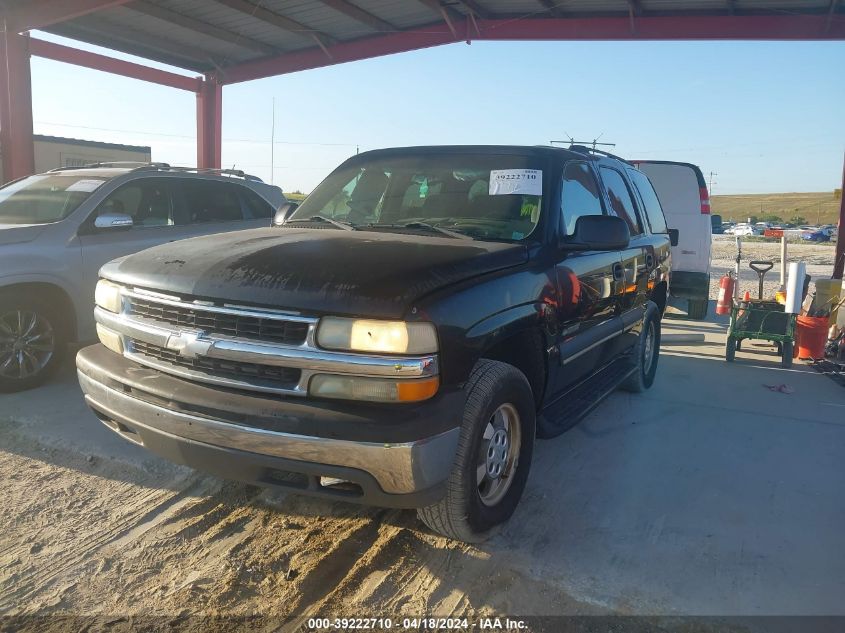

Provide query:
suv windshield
left=0, top=174, right=106, bottom=225
left=288, top=153, right=544, bottom=241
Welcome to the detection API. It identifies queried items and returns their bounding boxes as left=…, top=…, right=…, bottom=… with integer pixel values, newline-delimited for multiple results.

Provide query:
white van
left=632, top=161, right=711, bottom=319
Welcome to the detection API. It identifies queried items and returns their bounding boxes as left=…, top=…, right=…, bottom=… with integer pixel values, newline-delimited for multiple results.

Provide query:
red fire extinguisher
left=715, top=272, right=735, bottom=315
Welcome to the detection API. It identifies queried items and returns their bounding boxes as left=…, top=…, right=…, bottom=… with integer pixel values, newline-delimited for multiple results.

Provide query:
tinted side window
left=96, top=178, right=173, bottom=227
left=599, top=167, right=643, bottom=236
left=560, top=162, right=604, bottom=235
left=242, top=188, right=273, bottom=219
left=627, top=169, right=668, bottom=234
left=183, top=181, right=245, bottom=223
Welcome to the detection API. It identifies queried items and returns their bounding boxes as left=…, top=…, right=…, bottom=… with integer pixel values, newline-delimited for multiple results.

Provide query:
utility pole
left=708, top=171, right=718, bottom=193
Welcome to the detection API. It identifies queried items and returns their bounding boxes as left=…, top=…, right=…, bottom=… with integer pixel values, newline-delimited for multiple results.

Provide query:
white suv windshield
left=288, top=154, right=544, bottom=242
left=0, top=174, right=106, bottom=225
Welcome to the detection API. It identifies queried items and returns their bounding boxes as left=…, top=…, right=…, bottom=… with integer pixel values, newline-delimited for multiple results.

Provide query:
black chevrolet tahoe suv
left=77, top=145, right=674, bottom=542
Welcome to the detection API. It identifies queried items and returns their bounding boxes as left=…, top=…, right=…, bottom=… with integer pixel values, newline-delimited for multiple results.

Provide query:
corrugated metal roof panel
left=352, top=0, right=442, bottom=28
left=36, top=0, right=844, bottom=77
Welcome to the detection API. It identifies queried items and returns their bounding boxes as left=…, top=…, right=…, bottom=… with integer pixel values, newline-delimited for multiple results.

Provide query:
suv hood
left=102, top=228, right=528, bottom=319
left=0, top=224, right=46, bottom=246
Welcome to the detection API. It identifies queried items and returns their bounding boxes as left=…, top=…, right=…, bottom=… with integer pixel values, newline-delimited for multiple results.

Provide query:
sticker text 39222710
left=488, top=169, right=542, bottom=196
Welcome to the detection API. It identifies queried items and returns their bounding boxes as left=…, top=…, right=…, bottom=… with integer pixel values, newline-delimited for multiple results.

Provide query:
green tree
left=762, top=214, right=782, bottom=223
left=789, top=215, right=806, bottom=225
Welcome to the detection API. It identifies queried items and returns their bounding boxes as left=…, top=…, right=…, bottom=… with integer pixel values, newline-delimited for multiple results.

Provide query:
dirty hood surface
left=101, top=227, right=528, bottom=319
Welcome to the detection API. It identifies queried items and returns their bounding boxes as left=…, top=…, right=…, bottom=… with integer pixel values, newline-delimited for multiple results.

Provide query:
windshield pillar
left=0, top=31, right=35, bottom=183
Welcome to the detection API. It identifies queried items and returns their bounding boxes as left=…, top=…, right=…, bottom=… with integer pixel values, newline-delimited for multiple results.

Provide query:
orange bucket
left=794, top=316, right=829, bottom=359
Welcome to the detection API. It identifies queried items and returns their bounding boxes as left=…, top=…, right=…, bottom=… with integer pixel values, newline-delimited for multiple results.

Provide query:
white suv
left=0, top=163, right=287, bottom=391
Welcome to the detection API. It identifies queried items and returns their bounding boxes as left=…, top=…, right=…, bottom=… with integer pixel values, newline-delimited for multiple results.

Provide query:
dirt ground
left=709, top=237, right=836, bottom=303
left=0, top=420, right=599, bottom=631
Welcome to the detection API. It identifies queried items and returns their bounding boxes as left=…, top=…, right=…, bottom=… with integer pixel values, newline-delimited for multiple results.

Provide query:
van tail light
left=699, top=187, right=711, bottom=215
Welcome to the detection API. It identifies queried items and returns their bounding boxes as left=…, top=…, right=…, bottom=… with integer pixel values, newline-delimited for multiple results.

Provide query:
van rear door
left=632, top=161, right=711, bottom=277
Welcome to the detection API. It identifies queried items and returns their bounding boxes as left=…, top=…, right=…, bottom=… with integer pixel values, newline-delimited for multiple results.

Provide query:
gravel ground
left=709, top=237, right=837, bottom=303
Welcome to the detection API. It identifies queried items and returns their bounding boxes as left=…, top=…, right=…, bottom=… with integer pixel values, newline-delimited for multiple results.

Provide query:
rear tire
left=725, top=337, right=736, bottom=362
left=417, top=360, right=535, bottom=543
left=0, top=291, right=66, bottom=393
left=687, top=298, right=708, bottom=320
left=621, top=301, right=661, bottom=393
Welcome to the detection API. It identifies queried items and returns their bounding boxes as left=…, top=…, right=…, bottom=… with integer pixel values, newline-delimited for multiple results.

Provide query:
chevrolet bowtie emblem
left=164, top=331, right=213, bottom=359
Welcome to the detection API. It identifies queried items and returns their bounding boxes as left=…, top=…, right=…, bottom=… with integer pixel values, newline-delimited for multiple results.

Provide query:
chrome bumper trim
left=95, top=307, right=439, bottom=393
left=78, top=369, right=459, bottom=495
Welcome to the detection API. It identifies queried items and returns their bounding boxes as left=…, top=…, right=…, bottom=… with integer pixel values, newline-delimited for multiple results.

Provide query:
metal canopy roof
left=4, top=0, right=844, bottom=84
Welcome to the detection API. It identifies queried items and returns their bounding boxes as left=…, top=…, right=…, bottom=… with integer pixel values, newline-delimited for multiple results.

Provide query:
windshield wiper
left=369, top=221, right=471, bottom=240
left=287, top=215, right=355, bottom=231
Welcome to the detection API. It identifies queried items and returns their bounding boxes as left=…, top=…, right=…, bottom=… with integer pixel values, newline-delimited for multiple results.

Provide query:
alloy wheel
left=476, top=403, right=522, bottom=507
left=0, top=310, right=56, bottom=380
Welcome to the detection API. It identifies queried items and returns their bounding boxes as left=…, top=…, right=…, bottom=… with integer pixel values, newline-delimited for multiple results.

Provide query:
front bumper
left=77, top=344, right=461, bottom=508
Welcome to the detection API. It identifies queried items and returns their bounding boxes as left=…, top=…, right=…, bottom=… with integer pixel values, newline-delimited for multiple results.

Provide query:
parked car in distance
left=0, top=163, right=287, bottom=392
left=731, top=223, right=763, bottom=236
left=632, top=160, right=711, bottom=319
left=801, top=229, right=831, bottom=242
left=77, top=144, right=673, bottom=542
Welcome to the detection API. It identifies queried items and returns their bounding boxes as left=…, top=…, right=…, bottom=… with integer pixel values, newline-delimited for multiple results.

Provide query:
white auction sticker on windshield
left=489, top=169, right=542, bottom=196
left=66, top=179, right=105, bottom=193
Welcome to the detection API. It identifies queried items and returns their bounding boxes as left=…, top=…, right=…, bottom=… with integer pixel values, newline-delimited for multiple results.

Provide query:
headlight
left=95, top=279, right=123, bottom=313
left=317, top=317, right=438, bottom=354
left=309, top=374, right=439, bottom=403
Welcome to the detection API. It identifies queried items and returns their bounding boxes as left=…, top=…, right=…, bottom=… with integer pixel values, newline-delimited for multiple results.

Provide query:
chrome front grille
left=95, top=285, right=438, bottom=397
left=128, top=295, right=309, bottom=346
left=130, top=339, right=302, bottom=391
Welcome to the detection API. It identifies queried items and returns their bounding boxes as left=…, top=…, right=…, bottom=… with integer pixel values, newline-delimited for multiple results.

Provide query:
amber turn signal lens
left=396, top=376, right=439, bottom=402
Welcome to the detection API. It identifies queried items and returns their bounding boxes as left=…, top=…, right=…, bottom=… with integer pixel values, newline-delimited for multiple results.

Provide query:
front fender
left=414, top=261, right=557, bottom=388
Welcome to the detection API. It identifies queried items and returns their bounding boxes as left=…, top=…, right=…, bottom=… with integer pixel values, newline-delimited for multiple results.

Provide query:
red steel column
left=0, top=28, right=35, bottom=183
left=833, top=152, right=845, bottom=280
left=196, top=75, right=221, bottom=169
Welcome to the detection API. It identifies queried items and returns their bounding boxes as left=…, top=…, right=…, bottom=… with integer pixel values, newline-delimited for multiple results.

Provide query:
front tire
left=417, top=360, right=535, bottom=542
left=0, top=292, right=66, bottom=392
left=621, top=301, right=661, bottom=393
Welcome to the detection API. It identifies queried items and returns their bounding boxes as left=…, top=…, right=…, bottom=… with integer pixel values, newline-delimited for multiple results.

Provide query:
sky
left=30, top=32, right=845, bottom=196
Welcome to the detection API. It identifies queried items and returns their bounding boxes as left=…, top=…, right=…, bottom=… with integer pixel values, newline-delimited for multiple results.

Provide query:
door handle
left=612, top=262, right=625, bottom=281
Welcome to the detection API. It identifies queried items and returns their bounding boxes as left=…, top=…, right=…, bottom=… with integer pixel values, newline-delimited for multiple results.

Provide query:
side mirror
left=563, top=215, right=630, bottom=251
left=668, top=228, right=679, bottom=246
left=94, top=213, right=133, bottom=229
left=273, top=202, right=299, bottom=225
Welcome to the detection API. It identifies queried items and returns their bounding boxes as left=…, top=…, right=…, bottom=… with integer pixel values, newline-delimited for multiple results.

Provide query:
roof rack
left=48, top=161, right=171, bottom=172
left=162, top=166, right=263, bottom=182
left=567, top=145, right=632, bottom=165
left=47, top=162, right=263, bottom=182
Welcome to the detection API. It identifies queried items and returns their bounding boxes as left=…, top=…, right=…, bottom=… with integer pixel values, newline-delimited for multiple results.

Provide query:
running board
left=537, top=358, right=637, bottom=439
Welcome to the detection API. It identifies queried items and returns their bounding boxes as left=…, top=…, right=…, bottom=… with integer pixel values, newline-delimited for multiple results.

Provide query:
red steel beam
left=219, top=23, right=460, bottom=84
left=6, top=0, right=133, bottom=32
left=220, top=14, right=845, bottom=84
left=196, top=76, right=222, bottom=169
left=476, top=15, right=845, bottom=40
left=0, top=31, right=35, bottom=182
left=29, top=38, right=202, bottom=92
left=833, top=153, right=845, bottom=280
